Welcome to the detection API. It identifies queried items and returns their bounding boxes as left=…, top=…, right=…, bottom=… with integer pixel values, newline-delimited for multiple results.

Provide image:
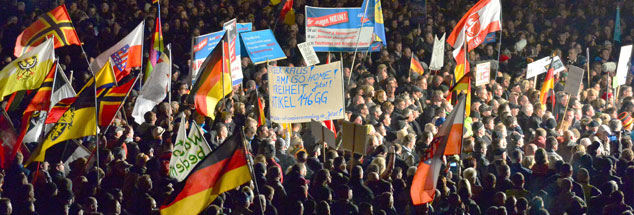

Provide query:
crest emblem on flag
left=111, top=45, right=130, bottom=72
left=465, top=13, right=481, bottom=38
left=16, top=56, right=38, bottom=81
left=50, top=107, right=75, bottom=141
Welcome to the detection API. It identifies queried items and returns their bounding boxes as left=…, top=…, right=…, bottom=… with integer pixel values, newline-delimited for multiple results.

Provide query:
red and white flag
left=447, top=0, right=501, bottom=80
left=90, top=22, right=144, bottom=81
left=411, top=94, right=466, bottom=205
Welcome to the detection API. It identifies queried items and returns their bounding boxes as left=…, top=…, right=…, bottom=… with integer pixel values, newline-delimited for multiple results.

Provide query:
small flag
left=169, top=118, right=213, bottom=182
left=410, top=56, right=425, bottom=75
left=279, top=0, right=295, bottom=26
left=0, top=38, right=55, bottom=99
left=90, top=22, right=144, bottom=81
left=132, top=52, right=171, bottom=125
left=257, top=97, right=266, bottom=127
left=97, top=77, right=137, bottom=127
left=614, top=6, right=621, bottom=43
left=429, top=33, right=445, bottom=71
left=146, top=17, right=164, bottom=80
left=539, top=61, right=555, bottom=109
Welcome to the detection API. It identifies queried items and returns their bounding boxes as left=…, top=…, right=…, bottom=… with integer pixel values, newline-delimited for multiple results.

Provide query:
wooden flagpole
left=348, top=0, right=372, bottom=87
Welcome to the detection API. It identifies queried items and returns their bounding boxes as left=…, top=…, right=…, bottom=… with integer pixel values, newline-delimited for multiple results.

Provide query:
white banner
left=223, top=18, right=244, bottom=86
left=298, top=42, right=320, bottom=66
left=429, top=33, right=445, bottom=70
left=169, top=120, right=212, bottom=182
left=475, top=62, right=491, bottom=86
left=614, top=45, right=633, bottom=88
left=526, top=56, right=565, bottom=79
left=268, top=61, right=345, bottom=123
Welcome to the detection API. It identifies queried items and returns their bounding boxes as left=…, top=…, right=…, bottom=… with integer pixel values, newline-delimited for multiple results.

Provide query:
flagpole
left=348, top=0, right=371, bottom=87
left=586, top=48, right=591, bottom=88
left=221, top=41, right=227, bottom=113
left=240, top=127, right=266, bottom=215
left=168, top=43, right=172, bottom=106
left=493, top=0, right=503, bottom=82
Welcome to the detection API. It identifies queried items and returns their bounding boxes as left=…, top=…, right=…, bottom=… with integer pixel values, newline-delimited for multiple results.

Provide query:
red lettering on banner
left=306, top=12, right=349, bottom=27
left=193, top=38, right=208, bottom=52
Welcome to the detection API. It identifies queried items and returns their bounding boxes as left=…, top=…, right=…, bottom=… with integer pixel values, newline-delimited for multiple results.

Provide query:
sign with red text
left=475, top=62, right=490, bottom=86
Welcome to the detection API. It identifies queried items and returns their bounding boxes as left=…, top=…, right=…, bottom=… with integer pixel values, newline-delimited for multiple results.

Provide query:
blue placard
left=191, top=30, right=225, bottom=78
left=241, top=29, right=287, bottom=64
left=305, top=6, right=386, bottom=52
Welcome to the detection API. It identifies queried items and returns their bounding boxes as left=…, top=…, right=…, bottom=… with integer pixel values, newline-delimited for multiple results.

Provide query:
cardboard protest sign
left=241, top=29, right=287, bottom=64
left=191, top=30, right=225, bottom=82
left=268, top=61, right=345, bottom=123
left=305, top=6, right=385, bottom=52
left=169, top=121, right=213, bottom=182
left=526, top=56, right=565, bottom=79
left=614, top=45, right=633, bottom=88
left=475, top=62, right=491, bottom=86
left=310, top=119, right=336, bottom=148
left=341, top=121, right=369, bottom=155
left=298, top=42, right=320, bottom=66
left=564, top=65, right=584, bottom=97
left=223, top=18, right=244, bottom=86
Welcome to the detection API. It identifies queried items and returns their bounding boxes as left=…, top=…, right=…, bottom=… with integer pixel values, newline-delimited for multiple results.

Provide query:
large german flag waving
left=160, top=128, right=251, bottom=215
left=14, top=5, right=80, bottom=57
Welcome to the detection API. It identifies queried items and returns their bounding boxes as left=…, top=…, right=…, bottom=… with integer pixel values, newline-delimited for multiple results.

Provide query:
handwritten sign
left=223, top=18, right=243, bottom=86
left=310, top=119, right=336, bottom=148
left=241, top=29, right=287, bottom=64
left=564, top=65, right=584, bottom=97
left=268, top=61, right=345, bottom=123
left=298, top=42, right=320, bottom=66
left=341, top=121, right=369, bottom=155
left=615, top=45, right=633, bottom=88
left=475, top=62, right=490, bottom=86
left=526, top=56, right=565, bottom=79
left=169, top=121, right=212, bottom=182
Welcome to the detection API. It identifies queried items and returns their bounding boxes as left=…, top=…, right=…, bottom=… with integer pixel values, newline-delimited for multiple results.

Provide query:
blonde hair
left=371, top=157, right=387, bottom=175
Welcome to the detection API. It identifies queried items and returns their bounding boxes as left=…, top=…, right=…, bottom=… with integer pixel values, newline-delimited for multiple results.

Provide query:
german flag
left=257, top=97, right=266, bottom=127
left=448, top=74, right=471, bottom=119
left=188, top=35, right=232, bottom=119
left=160, top=128, right=251, bottom=215
left=14, top=5, right=80, bottom=57
left=410, top=56, right=424, bottom=75
left=97, top=77, right=137, bottom=127
left=539, top=60, right=555, bottom=110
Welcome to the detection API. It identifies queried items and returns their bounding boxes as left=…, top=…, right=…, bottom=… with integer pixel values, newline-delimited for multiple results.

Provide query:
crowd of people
left=1, top=0, right=634, bottom=214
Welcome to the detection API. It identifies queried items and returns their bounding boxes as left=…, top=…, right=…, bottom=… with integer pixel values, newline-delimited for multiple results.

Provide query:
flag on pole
left=449, top=74, right=472, bottom=119
left=0, top=38, right=55, bottom=99
left=90, top=22, right=144, bottom=81
left=0, top=109, right=19, bottom=169
left=410, top=56, right=425, bottom=75
left=539, top=62, right=555, bottom=109
left=279, top=0, right=295, bottom=26
left=169, top=118, right=213, bottom=182
left=257, top=97, right=266, bottom=127
left=447, top=0, right=501, bottom=81
left=360, top=0, right=387, bottom=47
left=95, top=58, right=117, bottom=90
left=26, top=82, right=97, bottom=166
left=160, top=128, right=251, bottom=215
left=324, top=120, right=336, bottom=138
left=97, top=77, right=137, bottom=127
left=429, top=33, right=445, bottom=71
left=187, top=36, right=232, bottom=119
left=146, top=17, right=164, bottom=80
left=614, top=6, right=621, bottom=43
left=132, top=53, right=171, bottom=125
left=411, top=94, right=466, bottom=205
left=14, top=5, right=80, bottom=57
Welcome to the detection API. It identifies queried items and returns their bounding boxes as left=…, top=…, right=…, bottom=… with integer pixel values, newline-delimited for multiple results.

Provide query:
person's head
left=144, top=111, right=157, bottom=124
left=0, top=198, right=11, bottom=215
left=545, top=136, right=558, bottom=151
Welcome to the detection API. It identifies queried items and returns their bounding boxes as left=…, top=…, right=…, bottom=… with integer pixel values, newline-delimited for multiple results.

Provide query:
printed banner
left=241, top=29, right=287, bottom=64
left=305, top=6, right=384, bottom=52
left=169, top=121, right=213, bottom=182
left=298, top=42, right=320, bottom=66
left=223, top=18, right=244, bottom=86
left=268, top=61, right=345, bottom=123
left=191, top=30, right=225, bottom=82
left=475, top=62, right=491, bottom=86
left=237, top=23, right=253, bottom=33
left=526, top=56, right=565, bottom=79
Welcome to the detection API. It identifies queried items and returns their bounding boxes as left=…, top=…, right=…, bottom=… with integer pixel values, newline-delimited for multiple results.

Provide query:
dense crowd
left=1, top=0, right=634, bottom=214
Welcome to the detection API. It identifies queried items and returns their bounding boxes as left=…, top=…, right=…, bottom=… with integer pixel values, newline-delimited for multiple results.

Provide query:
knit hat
left=619, top=112, right=633, bottom=128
